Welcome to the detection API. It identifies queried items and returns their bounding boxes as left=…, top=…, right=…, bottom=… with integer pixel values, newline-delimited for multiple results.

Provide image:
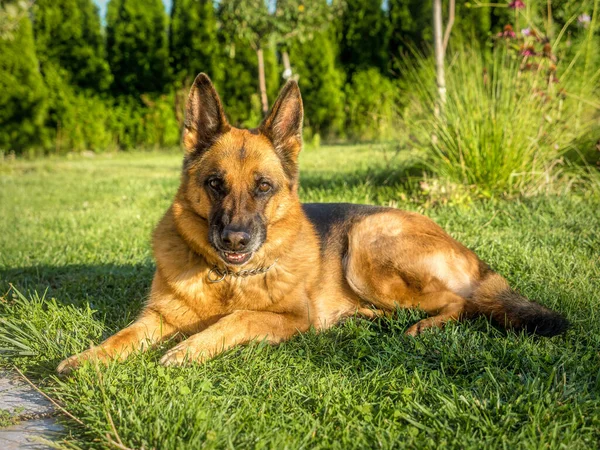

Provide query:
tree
left=0, top=0, right=33, bottom=40
left=216, top=36, right=280, bottom=128
left=219, top=0, right=339, bottom=116
left=289, top=29, right=345, bottom=137
left=339, top=0, right=389, bottom=75
left=433, top=0, right=455, bottom=107
left=272, top=0, right=344, bottom=81
left=33, top=0, right=111, bottom=91
left=388, top=0, right=432, bottom=64
left=0, top=4, right=47, bottom=152
left=169, top=0, right=222, bottom=86
left=219, top=0, right=273, bottom=115
left=106, top=0, right=169, bottom=96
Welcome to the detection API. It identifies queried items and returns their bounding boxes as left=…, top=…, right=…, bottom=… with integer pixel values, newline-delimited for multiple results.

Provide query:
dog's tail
left=467, top=270, right=568, bottom=337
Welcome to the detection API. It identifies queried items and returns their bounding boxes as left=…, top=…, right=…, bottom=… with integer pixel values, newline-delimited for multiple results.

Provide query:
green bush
left=0, top=9, right=48, bottom=154
left=105, top=95, right=180, bottom=151
left=344, top=68, right=399, bottom=142
left=42, top=64, right=114, bottom=153
left=40, top=64, right=179, bottom=153
left=289, top=30, right=346, bottom=139
left=33, top=0, right=112, bottom=92
left=403, top=38, right=599, bottom=193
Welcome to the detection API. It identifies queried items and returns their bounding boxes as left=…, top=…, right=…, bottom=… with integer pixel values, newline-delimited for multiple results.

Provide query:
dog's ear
left=183, top=73, right=230, bottom=155
left=259, top=80, right=303, bottom=177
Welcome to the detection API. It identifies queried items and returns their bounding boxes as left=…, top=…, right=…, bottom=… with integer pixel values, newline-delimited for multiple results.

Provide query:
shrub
left=289, top=30, right=346, bottom=139
left=103, top=96, right=180, bottom=151
left=345, top=68, right=400, bottom=142
left=41, top=64, right=180, bottom=153
left=0, top=9, right=48, bottom=154
left=42, top=64, right=114, bottom=153
left=403, top=32, right=599, bottom=193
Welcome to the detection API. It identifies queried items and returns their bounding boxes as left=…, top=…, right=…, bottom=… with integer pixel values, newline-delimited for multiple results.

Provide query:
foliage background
left=0, top=0, right=598, bottom=198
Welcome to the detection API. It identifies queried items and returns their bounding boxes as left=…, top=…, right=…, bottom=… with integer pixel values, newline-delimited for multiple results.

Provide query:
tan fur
left=57, top=74, right=565, bottom=374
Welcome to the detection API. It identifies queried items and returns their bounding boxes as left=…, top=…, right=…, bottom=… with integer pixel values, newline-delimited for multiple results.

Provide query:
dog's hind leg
left=343, top=211, right=474, bottom=335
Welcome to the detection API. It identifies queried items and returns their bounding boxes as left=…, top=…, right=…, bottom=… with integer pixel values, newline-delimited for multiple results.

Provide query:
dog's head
left=178, top=73, right=303, bottom=266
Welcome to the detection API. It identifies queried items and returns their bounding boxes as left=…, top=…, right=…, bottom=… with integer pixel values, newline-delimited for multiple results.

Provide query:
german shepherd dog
left=58, top=74, right=568, bottom=374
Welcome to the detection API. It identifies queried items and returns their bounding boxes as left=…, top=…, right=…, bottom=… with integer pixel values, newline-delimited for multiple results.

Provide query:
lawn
left=1, top=146, right=599, bottom=449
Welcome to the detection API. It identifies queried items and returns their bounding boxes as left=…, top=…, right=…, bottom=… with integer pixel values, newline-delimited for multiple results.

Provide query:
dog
left=57, top=74, right=568, bottom=374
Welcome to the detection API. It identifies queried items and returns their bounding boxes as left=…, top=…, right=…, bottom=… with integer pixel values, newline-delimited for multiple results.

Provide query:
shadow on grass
left=0, top=262, right=155, bottom=329
left=299, top=162, right=428, bottom=195
left=0, top=261, right=576, bottom=386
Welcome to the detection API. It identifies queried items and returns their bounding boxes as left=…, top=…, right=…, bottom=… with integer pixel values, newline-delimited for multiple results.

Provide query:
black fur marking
left=239, top=144, right=247, bottom=160
left=302, top=203, right=386, bottom=251
left=494, top=288, right=569, bottom=337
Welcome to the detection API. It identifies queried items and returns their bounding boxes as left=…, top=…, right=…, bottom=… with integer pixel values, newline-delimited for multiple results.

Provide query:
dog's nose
left=221, top=229, right=250, bottom=251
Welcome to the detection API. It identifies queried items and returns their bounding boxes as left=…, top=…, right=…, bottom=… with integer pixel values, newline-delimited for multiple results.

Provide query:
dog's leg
left=344, top=210, right=476, bottom=335
left=57, top=309, right=177, bottom=375
left=403, top=291, right=467, bottom=335
left=160, top=310, right=306, bottom=366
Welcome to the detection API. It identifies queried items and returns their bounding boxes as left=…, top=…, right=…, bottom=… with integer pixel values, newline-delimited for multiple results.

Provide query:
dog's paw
left=160, top=342, right=209, bottom=367
left=57, top=350, right=93, bottom=376
left=57, top=348, right=109, bottom=375
left=405, top=320, right=430, bottom=336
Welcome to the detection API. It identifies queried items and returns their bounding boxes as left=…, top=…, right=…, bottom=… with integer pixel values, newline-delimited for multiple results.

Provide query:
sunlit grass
left=0, top=149, right=599, bottom=449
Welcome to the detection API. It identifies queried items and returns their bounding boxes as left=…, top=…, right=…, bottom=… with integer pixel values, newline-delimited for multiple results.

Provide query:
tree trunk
left=433, top=0, right=446, bottom=111
left=282, top=50, right=292, bottom=79
left=257, top=46, right=269, bottom=116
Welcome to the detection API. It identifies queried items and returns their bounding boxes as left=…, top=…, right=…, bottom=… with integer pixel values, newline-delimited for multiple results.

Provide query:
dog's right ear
left=183, top=73, right=230, bottom=154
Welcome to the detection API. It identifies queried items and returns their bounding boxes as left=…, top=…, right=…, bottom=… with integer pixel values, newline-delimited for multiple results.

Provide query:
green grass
left=1, top=147, right=599, bottom=449
left=402, top=34, right=600, bottom=194
left=0, top=407, right=23, bottom=428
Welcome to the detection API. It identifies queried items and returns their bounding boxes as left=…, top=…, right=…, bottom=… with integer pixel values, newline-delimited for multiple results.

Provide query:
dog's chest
left=210, top=281, right=276, bottom=310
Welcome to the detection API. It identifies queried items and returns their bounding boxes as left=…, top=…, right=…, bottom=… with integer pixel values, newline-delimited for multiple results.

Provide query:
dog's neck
left=205, top=259, right=279, bottom=283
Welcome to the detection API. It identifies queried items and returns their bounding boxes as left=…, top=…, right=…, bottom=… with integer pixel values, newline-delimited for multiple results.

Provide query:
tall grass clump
left=403, top=9, right=599, bottom=194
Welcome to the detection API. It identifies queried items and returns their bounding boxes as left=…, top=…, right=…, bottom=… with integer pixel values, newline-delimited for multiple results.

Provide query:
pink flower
left=521, top=28, right=531, bottom=36
left=498, top=24, right=516, bottom=38
left=509, top=0, right=525, bottom=9
left=578, top=14, right=591, bottom=28
left=578, top=13, right=591, bottom=23
left=521, top=45, right=536, bottom=56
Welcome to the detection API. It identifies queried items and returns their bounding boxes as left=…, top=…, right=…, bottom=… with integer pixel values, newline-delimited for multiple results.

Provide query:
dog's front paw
left=57, top=347, right=112, bottom=375
left=57, top=349, right=96, bottom=376
left=57, top=354, right=82, bottom=376
left=160, top=342, right=209, bottom=367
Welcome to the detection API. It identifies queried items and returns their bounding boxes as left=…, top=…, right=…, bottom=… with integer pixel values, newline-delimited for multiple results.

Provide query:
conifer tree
left=0, top=6, right=47, bottom=152
left=33, top=0, right=111, bottom=91
left=289, top=30, right=345, bottom=137
left=169, top=0, right=222, bottom=86
left=388, top=0, right=432, bottom=59
left=217, top=37, right=280, bottom=128
left=339, top=0, right=389, bottom=75
left=106, top=0, right=169, bottom=96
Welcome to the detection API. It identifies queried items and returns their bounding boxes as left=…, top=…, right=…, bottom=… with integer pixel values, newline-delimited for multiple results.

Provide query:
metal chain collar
left=206, top=259, right=278, bottom=284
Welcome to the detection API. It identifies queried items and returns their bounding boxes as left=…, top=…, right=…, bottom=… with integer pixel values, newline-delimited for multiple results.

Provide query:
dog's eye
left=258, top=182, right=272, bottom=193
left=208, top=178, right=223, bottom=190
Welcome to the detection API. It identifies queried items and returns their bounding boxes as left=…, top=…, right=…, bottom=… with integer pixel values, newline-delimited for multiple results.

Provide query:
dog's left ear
left=259, top=80, right=303, bottom=176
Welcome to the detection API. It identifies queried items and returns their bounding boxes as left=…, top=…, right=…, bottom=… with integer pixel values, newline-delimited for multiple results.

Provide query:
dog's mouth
left=221, top=251, right=253, bottom=266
